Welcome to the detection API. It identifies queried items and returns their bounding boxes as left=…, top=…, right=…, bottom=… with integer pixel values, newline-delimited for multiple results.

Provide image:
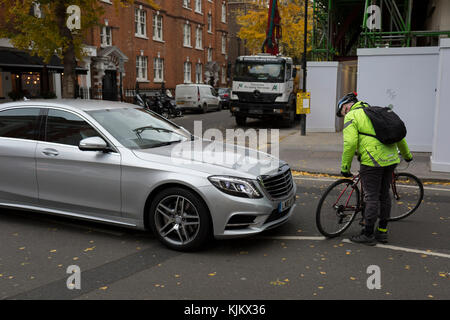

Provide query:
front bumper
left=230, top=101, right=291, bottom=119
left=197, top=182, right=297, bottom=239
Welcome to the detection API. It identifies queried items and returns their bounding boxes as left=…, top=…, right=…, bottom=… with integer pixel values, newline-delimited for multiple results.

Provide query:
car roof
left=0, top=99, right=138, bottom=112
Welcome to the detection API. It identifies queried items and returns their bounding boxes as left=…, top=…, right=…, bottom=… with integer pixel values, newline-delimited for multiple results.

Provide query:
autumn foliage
left=236, top=0, right=313, bottom=61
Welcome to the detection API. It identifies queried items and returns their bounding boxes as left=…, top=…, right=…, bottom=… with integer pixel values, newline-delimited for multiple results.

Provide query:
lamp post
left=300, top=0, right=308, bottom=136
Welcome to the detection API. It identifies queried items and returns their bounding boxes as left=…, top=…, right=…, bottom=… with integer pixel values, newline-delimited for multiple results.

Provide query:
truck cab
left=230, top=54, right=298, bottom=127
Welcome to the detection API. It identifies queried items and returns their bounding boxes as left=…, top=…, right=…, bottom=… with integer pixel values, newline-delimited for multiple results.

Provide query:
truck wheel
left=236, top=116, right=246, bottom=126
left=285, top=109, right=296, bottom=128
left=202, top=103, right=208, bottom=113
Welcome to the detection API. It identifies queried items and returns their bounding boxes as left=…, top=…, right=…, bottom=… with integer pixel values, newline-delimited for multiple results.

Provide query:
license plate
left=278, top=196, right=295, bottom=213
left=249, top=109, right=263, bottom=114
left=177, top=101, right=185, bottom=105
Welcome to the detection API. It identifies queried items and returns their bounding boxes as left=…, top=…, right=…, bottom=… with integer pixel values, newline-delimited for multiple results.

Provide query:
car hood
left=133, top=139, right=285, bottom=178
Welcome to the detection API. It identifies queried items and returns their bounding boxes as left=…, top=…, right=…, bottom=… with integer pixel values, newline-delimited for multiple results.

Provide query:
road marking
left=342, top=239, right=450, bottom=259
left=258, top=236, right=327, bottom=241
left=258, top=236, right=450, bottom=259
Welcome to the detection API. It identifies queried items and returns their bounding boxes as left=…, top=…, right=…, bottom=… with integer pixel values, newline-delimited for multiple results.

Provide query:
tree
left=236, top=0, right=313, bottom=62
left=0, top=0, right=157, bottom=98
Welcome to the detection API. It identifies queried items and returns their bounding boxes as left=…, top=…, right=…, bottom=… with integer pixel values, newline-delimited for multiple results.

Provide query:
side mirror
left=79, top=136, right=109, bottom=152
left=292, top=68, right=297, bottom=78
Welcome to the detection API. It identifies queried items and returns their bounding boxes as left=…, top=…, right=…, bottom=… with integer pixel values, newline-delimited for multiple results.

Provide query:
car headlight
left=208, top=176, right=263, bottom=198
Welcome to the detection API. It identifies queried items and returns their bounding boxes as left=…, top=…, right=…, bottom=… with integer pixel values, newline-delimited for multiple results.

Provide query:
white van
left=175, top=84, right=221, bottom=113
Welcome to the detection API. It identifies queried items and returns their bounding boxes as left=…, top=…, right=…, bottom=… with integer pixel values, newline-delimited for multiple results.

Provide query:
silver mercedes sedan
left=0, top=100, right=296, bottom=251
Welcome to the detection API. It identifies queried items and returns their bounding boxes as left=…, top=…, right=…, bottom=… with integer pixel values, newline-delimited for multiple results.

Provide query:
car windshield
left=88, top=107, right=190, bottom=149
left=234, top=62, right=285, bottom=83
left=218, top=88, right=229, bottom=94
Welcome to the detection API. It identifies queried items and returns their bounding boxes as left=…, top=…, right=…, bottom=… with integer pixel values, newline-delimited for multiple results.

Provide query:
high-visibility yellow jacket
left=341, top=101, right=412, bottom=173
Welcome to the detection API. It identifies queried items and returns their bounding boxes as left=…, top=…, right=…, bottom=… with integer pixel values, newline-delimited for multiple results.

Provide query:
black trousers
left=360, top=164, right=397, bottom=234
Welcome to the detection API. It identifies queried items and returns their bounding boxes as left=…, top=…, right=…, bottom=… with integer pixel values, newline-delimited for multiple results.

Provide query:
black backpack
left=357, top=104, right=407, bottom=145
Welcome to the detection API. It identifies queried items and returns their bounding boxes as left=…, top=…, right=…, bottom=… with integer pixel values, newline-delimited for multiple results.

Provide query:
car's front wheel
left=149, top=187, right=212, bottom=251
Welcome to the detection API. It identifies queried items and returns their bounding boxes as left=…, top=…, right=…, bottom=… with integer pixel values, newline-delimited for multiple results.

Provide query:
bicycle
left=315, top=161, right=424, bottom=238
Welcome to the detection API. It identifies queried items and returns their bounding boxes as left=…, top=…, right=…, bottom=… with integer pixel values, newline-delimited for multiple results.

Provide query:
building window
left=195, top=26, right=203, bottom=49
left=183, top=23, right=191, bottom=47
left=195, top=0, right=202, bottom=13
left=183, top=0, right=191, bottom=9
left=136, top=56, right=148, bottom=81
left=221, top=34, right=226, bottom=54
left=135, top=8, right=147, bottom=37
left=153, top=13, right=163, bottom=41
left=207, top=47, right=212, bottom=62
left=221, top=2, right=226, bottom=23
left=221, top=66, right=226, bottom=84
left=195, top=63, right=203, bottom=83
left=184, top=61, right=192, bottom=83
left=154, top=58, right=164, bottom=82
left=207, top=14, right=212, bottom=33
left=100, top=26, right=112, bottom=46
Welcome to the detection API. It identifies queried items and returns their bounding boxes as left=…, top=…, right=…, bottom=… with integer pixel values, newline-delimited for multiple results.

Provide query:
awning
left=0, top=47, right=88, bottom=74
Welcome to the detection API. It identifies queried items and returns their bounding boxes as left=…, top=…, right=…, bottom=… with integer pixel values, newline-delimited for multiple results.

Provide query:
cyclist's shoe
left=375, top=228, right=388, bottom=243
left=350, top=233, right=376, bottom=246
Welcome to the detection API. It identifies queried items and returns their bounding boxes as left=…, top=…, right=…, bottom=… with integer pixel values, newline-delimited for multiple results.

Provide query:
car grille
left=259, top=166, right=294, bottom=199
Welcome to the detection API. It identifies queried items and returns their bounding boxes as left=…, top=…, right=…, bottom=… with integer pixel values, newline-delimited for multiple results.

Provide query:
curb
left=291, top=168, right=450, bottom=186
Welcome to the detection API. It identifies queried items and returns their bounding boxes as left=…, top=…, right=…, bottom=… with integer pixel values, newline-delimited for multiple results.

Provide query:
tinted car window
left=45, top=109, right=98, bottom=146
left=0, top=108, right=40, bottom=140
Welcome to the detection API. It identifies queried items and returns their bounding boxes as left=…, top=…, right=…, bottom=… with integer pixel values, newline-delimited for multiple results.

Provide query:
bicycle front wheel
left=316, top=179, right=360, bottom=238
left=389, top=172, right=424, bottom=221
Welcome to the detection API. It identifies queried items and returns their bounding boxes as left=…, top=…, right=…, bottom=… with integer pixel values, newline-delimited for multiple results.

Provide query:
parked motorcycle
left=134, top=92, right=183, bottom=119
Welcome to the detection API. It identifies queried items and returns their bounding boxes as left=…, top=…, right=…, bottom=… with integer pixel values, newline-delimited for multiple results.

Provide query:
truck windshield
left=234, top=62, right=285, bottom=83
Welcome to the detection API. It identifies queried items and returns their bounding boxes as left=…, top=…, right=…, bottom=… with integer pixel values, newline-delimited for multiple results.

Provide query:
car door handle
left=42, top=148, right=59, bottom=157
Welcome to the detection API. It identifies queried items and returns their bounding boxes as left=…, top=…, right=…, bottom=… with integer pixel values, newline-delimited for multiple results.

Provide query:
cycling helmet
left=336, top=92, right=358, bottom=117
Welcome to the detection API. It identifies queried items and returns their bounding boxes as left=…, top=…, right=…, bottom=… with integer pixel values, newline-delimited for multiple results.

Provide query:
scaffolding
left=311, top=0, right=450, bottom=61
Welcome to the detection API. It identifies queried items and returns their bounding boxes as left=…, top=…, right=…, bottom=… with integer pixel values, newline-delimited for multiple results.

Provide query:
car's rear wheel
left=149, top=187, right=212, bottom=251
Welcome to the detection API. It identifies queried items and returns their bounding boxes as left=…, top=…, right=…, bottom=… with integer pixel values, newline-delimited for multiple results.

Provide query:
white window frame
left=207, top=13, right=212, bottom=33
left=195, top=26, right=203, bottom=49
left=153, top=58, right=164, bottom=82
left=183, top=22, right=191, bottom=47
left=221, top=66, right=226, bottom=84
left=195, top=63, right=203, bottom=84
left=221, top=2, right=226, bottom=23
left=153, top=13, right=163, bottom=41
left=221, top=34, right=226, bottom=54
left=135, top=8, right=147, bottom=38
left=207, top=47, right=213, bottom=62
left=136, top=56, right=148, bottom=81
left=184, top=61, right=192, bottom=83
left=183, top=0, right=191, bottom=9
left=100, top=26, right=112, bottom=46
left=195, top=0, right=202, bottom=13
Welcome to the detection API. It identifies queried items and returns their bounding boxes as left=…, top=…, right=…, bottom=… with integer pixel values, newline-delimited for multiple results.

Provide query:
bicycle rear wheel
left=389, top=172, right=424, bottom=221
left=316, top=179, right=360, bottom=238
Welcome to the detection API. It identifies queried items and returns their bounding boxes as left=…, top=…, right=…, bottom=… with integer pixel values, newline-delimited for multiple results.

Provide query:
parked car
left=218, top=87, right=231, bottom=109
left=175, top=84, right=221, bottom=113
left=0, top=100, right=296, bottom=251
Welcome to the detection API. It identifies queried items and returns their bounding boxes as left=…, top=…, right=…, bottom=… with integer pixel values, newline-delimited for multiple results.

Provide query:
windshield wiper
left=148, top=140, right=183, bottom=148
left=133, top=126, right=178, bottom=135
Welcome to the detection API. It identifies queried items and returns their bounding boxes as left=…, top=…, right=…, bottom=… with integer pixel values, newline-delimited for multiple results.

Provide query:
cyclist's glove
left=341, top=171, right=353, bottom=178
left=405, top=157, right=413, bottom=163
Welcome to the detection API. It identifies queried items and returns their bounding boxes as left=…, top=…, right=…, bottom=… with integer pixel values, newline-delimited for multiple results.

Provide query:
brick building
left=80, top=0, right=230, bottom=100
left=0, top=0, right=229, bottom=101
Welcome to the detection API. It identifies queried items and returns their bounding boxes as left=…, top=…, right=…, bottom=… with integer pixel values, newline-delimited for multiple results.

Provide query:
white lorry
left=230, top=54, right=299, bottom=127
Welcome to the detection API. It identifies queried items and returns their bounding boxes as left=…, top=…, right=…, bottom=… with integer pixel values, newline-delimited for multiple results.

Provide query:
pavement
left=278, top=130, right=450, bottom=183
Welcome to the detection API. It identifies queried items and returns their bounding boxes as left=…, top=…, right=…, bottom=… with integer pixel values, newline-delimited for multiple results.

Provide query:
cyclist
left=336, top=92, right=413, bottom=245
